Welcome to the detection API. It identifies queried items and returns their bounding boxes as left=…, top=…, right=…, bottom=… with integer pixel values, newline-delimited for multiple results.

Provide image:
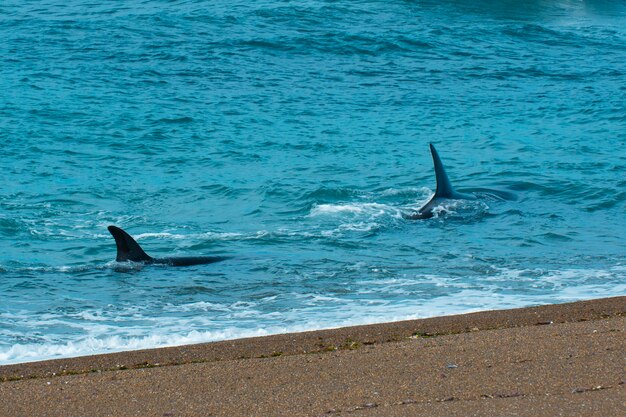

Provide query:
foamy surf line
left=1, top=290, right=624, bottom=366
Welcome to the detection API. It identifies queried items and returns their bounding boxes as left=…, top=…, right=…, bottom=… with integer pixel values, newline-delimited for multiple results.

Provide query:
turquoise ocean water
left=1, top=1, right=625, bottom=364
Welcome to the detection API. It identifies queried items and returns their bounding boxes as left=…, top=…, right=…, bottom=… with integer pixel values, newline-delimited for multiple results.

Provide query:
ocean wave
left=0, top=329, right=272, bottom=365
left=1, top=276, right=624, bottom=366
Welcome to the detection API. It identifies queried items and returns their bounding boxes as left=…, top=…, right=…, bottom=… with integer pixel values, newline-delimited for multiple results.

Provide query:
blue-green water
left=1, top=1, right=625, bottom=364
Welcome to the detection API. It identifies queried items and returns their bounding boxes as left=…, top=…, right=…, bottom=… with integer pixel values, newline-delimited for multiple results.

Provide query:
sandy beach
left=1, top=296, right=624, bottom=416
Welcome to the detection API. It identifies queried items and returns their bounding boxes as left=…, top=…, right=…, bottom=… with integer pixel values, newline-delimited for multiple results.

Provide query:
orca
left=405, top=144, right=476, bottom=220
left=108, top=225, right=229, bottom=266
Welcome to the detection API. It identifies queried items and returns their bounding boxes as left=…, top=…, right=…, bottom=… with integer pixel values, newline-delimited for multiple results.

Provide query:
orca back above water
left=406, top=144, right=476, bottom=220
left=108, top=225, right=229, bottom=266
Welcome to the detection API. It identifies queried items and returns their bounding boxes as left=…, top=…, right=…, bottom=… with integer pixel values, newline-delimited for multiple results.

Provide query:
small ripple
left=155, top=116, right=194, bottom=124
left=300, top=187, right=364, bottom=202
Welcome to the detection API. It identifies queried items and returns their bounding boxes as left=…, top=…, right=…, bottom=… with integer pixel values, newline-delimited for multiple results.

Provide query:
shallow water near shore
left=1, top=0, right=625, bottom=364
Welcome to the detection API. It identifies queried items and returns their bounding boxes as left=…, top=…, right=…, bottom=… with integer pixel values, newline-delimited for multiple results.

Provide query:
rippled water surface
left=1, top=0, right=625, bottom=364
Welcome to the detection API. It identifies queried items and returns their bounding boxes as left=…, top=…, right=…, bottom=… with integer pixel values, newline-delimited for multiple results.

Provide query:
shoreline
left=1, top=296, right=624, bottom=416
left=1, top=296, right=624, bottom=380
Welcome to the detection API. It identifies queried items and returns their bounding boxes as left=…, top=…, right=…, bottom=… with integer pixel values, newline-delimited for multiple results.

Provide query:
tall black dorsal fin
left=430, top=143, right=455, bottom=198
left=107, top=225, right=152, bottom=262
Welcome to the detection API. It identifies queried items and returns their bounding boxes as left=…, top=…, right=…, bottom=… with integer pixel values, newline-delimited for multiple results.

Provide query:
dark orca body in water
left=405, top=144, right=477, bottom=220
left=108, top=225, right=229, bottom=266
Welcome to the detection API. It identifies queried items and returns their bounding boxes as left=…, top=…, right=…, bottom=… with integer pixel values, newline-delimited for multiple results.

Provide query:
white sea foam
left=0, top=329, right=273, bottom=365
left=134, top=232, right=185, bottom=240
left=133, top=231, right=244, bottom=241
left=164, top=301, right=234, bottom=313
left=310, top=203, right=398, bottom=217
left=0, top=287, right=541, bottom=365
left=378, top=187, right=431, bottom=197
left=19, top=264, right=97, bottom=273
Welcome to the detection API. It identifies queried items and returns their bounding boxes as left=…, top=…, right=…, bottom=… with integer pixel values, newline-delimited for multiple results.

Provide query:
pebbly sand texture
left=0, top=297, right=624, bottom=416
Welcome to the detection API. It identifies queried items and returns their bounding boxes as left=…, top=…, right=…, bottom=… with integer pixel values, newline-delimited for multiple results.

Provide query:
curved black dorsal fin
left=430, top=143, right=455, bottom=198
left=107, top=225, right=152, bottom=262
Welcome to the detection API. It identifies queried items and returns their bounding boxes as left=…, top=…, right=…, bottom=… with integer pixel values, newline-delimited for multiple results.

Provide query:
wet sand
left=1, top=296, right=624, bottom=416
